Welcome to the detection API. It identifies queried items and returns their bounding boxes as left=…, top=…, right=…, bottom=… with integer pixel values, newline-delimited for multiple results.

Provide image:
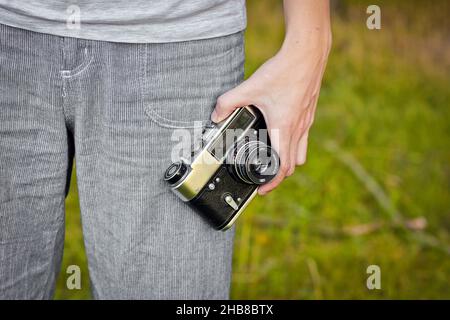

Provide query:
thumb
left=211, top=82, right=251, bottom=123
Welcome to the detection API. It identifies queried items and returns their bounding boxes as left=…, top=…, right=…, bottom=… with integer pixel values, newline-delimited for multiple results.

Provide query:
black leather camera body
left=164, top=106, right=280, bottom=230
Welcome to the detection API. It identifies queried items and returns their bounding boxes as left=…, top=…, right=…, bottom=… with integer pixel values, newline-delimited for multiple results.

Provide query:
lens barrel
left=233, top=141, right=279, bottom=185
left=164, top=161, right=188, bottom=185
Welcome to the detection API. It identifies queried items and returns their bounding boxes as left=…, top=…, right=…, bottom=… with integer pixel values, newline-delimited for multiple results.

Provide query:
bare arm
left=211, top=0, right=332, bottom=194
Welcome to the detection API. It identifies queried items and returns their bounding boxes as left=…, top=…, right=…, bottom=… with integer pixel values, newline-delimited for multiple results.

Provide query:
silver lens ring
left=234, top=141, right=260, bottom=184
left=234, top=141, right=279, bottom=185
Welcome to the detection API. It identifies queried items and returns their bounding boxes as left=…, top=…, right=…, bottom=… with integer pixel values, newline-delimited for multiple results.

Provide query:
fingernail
left=211, top=110, right=218, bottom=123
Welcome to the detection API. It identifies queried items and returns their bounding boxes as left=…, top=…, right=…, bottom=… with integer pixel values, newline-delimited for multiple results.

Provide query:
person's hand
left=211, top=25, right=331, bottom=195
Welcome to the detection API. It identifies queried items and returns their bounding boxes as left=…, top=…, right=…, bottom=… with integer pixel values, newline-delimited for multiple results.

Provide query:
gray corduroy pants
left=0, top=23, right=244, bottom=299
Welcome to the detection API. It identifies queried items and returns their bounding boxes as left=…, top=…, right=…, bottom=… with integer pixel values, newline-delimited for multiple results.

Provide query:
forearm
left=281, top=0, right=332, bottom=60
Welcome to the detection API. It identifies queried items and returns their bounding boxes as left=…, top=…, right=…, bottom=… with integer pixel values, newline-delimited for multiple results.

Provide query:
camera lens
left=233, top=141, right=279, bottom=185
left=164, top=161, right=188, bottom=185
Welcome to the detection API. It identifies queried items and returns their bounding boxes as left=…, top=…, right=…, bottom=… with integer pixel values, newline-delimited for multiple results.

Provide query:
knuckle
left=288, top=122, right=296, bottom=132
left=279, top=163, right=290, bottom=175
left=215, top=96, right=227, bottom=111
left=287, top=165, right=296, bottom=176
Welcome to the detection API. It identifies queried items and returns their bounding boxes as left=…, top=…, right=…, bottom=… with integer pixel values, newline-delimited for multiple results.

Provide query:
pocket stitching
left=143, top=105, right=211, bottom=129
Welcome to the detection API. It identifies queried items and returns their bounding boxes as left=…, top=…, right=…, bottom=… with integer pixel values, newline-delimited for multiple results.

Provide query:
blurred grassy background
left=55, top=0, right=450, bottom=299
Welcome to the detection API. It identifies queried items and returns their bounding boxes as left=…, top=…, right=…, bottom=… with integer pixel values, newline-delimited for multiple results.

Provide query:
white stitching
left=60, top=46, right=93, bottom=78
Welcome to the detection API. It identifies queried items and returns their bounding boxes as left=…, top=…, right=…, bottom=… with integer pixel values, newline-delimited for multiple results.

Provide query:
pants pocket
left=141, top=31, right=245, bottom=129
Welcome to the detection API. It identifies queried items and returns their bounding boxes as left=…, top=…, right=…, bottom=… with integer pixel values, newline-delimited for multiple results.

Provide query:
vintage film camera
left=164, top=106, right=280, bottom=230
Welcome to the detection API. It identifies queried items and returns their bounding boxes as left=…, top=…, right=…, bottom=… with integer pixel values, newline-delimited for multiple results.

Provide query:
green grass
left=55, top=0, right=450, bottom=299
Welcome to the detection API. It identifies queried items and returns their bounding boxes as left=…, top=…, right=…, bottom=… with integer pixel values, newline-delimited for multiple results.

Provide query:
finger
left=258, top=126, right=291, bottom=195
left=306, top=93, right=319, bottom=127
left=287, top=90, right=318, bottom=175
left=296, top=130, right=309, bottom=165
left=288, top=140, right=299, bottom=176
left=287, top=109, right=309, bottom=176
left=211, top=81, right=252, bottom=123
left=295, top=95, right=317, bottom=165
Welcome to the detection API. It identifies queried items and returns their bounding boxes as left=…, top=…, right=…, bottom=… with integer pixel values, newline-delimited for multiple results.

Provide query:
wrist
left=280, top=26, right=332, bottom=61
